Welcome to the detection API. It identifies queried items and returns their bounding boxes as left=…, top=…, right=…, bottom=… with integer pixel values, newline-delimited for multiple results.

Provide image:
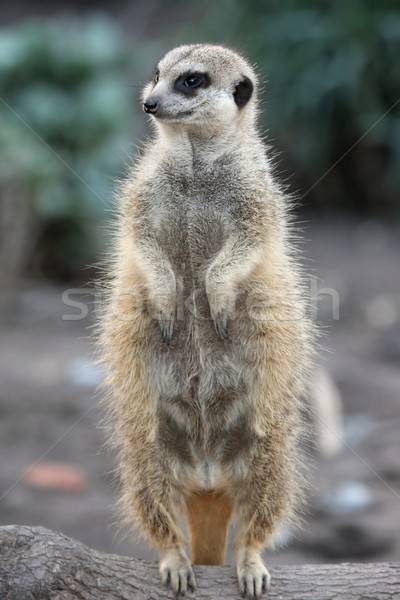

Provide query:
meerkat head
left=142, top=44, right=258, bottom=135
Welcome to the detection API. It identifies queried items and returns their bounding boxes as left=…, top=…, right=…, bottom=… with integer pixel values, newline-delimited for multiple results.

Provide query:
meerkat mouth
left=156, top=101, right=208, bottom=123
left=156, top=109, right=194, bottom=122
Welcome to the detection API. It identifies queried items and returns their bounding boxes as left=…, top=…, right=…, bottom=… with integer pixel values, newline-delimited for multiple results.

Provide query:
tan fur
left=99, top=43, right=314, bottom=598
left=187, top=492, right=234, bottom=565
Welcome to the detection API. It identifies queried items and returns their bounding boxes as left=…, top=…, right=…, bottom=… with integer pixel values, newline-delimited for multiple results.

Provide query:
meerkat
left=99, top=44, right=313, bottom=598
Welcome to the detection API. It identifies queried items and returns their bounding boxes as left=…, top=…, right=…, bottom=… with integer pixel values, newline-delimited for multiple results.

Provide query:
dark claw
left=212, top=312, right=229, bottom=340
left=159, top=316, right=174, bottom=344
left=187, top=570, right=196, bottom=592
left=178, top=574, right=185, bottom=596
left=262, top=574, right=268, bottom=593
left=241, top=576, right=247, bottom=598
left=219, top=324, right=228, bottom=339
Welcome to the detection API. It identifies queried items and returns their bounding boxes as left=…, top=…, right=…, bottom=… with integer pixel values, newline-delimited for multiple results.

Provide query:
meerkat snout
left=143, top=98, right=159, bottom=114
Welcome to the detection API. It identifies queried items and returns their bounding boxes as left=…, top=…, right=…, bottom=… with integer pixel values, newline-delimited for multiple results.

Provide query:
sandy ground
left=1, top=217, right=400, bottom=568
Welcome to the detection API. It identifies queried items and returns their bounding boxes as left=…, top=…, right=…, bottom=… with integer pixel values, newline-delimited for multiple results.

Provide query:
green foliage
left=170, top=0, right=400, bottom=214
left=0, top=16, right=141, bottom=278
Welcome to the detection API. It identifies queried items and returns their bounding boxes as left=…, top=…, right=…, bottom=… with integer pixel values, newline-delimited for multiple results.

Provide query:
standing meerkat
left=100, top=44, right=313, bottom=598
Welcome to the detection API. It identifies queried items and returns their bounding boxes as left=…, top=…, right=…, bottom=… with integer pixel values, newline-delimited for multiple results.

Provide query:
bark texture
left=0, top=525, right=399, bottom=600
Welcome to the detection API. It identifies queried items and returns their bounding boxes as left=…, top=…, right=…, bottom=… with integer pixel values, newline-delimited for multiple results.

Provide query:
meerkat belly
left=157, top=401, right=257, bottom=491
left=146, top=170, right=258, bottom=489
left=153, top=345, right=258, bottom=491
left=150, top=169, right=235, bottom=284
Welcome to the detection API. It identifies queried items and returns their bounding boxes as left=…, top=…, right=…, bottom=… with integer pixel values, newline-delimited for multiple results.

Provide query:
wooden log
left=0, top=525, right=399, bottom=599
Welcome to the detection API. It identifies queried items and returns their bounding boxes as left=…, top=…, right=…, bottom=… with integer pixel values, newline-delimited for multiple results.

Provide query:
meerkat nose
left=143, top=98, right=159, bottom=114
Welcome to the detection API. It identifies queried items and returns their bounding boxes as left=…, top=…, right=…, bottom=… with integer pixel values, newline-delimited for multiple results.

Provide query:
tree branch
left=0, top=525, right=399, bottom=599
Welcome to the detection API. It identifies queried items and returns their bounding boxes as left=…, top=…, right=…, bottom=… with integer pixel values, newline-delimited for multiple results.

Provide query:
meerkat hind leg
left=236, top=546, right=271, bottom=599
left=159, top=545, right=196, bottom=595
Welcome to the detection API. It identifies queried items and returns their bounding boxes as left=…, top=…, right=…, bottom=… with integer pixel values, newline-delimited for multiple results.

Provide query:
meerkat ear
left=233, top=75, right=253, bottom=108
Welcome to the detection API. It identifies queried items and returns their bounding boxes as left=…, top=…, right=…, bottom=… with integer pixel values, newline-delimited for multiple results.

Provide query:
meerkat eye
left=183, top=74, right=203, bottom=88
left=175, top=72, right=209, bottom=95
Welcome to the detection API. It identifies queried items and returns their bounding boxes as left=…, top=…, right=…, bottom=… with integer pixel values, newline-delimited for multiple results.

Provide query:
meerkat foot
left=160, top=547, right=196, bottom=595
left=237, top=549, right=270, bottom=599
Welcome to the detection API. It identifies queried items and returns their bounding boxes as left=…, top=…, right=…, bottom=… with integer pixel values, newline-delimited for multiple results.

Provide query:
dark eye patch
left=153, top=68, right=160, bottom=84
left=175, top=72, right=210, bottom=95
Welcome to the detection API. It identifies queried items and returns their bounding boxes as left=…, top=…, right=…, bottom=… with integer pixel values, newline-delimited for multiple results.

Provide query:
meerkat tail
left=186, top=492, right=234, bottom=565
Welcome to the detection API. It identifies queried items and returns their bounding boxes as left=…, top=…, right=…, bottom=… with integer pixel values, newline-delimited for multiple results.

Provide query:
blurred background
left=1, top=0, right=400, bottom=568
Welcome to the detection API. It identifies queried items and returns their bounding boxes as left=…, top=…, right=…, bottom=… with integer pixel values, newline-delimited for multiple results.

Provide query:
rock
left=310, top=522, right=395, bottom=560
left=23, top=462, right=86, bottom=493
left=318, top=481, right=373, bottom=515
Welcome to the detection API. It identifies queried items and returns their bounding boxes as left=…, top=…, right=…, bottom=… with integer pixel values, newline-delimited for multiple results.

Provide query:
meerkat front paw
left=206, top=275, right=236, bottom=340
left=149, top=285, right=177, bottom=344
left=210, top=304, right=230, bottom=339
left=237, top=549, right=271, bottom=599
left=157, top=309, right=175, bottom=344
left=160, top=547, right=196, bottom=595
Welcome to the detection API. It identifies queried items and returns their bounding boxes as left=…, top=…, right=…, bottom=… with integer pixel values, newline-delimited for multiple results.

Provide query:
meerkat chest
left=145, top=162, right=245, bottom=266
